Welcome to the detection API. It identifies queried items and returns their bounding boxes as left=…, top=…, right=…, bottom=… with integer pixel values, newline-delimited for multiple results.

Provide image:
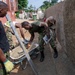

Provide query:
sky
left=28, top=0, right=62, bottom=9
left=28, top=0, right=46, bottom=9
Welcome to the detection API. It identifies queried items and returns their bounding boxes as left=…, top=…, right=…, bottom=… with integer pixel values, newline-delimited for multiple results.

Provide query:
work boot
left=40, top=51, right=45, bottom=62
left=53, top=47, right=58, bottom=58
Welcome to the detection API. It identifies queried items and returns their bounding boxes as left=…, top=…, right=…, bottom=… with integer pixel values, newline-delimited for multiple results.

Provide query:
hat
left=4, top=21, right=10, bottom=28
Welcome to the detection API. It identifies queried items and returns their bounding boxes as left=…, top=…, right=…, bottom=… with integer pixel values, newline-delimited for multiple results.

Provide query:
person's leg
left=38, top=34, right=45, bottom=62
left=49, top=39, right=58, bottom=58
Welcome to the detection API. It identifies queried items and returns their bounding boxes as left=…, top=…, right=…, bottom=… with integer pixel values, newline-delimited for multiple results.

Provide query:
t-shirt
left=0, top=21, right=9, bottom=53
left=29, top=21, right=45, bottom=34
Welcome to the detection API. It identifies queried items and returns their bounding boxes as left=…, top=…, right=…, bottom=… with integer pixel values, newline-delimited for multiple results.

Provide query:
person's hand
left=27, top=40, right=32, bottom=49
left=27, top=43, right=31, bottom=48
left=4, top=60, right=14, bottom=72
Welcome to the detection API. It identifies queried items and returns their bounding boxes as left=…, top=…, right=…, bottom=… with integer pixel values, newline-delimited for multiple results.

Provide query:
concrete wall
left=45, top=0, right=75, bottom=64
left=45, top=1, right=66, bottom=52
left=64, top=0, right=75, bottom=63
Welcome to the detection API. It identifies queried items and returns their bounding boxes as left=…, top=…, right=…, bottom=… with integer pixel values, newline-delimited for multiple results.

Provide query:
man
left=0, top=1, right=14, bottom=72
left=15, top=21, right=50, bottom=62
left=4, top=21, right=15, bottom=50
left=46, top=16, right=58, bottom=58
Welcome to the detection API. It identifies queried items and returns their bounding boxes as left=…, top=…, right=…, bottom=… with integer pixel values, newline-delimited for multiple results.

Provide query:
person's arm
left=29, top=32, right=34, bottom=43
left=41, top=23, right=50, bottom=38
left=45, top=25, right=50, bottom=38
left=15, top=23, right=25, bottom=40
left=0, top=48, right=6, bottom=62
left=27, top=32, right=34, bottom=48
left=19, top=26, right=25, bottom=40
left=39, top=22, right=48, bottom=27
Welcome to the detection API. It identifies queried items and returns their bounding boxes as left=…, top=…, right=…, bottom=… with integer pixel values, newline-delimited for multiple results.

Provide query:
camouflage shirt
left=29, top=21, right=45, bottom=34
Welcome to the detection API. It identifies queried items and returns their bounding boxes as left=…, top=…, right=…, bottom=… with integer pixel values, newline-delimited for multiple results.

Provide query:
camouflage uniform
left=6, top=28, right=14, bottom=50
left=38, top=32, right=45, bottom=52
left=49, top=24, right=56, bottom=49
left=46, top=18, right=58, bottom=58
left=4, top=21, right=14, bottom=50
left=46, top=17, right=56, bottom=49
left=29, top=21, right=46, bottom=52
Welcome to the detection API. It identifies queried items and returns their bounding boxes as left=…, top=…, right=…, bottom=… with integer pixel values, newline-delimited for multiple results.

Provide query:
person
left=15, top=21, right=50, bottom=62
left=46, top=16, right=58, bottom=58
left=4, top=21, right=15, bottom=50
left=0, top=1, right=14, bottom=72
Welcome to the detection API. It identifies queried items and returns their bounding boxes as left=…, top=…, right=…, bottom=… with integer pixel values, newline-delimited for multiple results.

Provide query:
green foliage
left=51, top=0, right=58, bottom=5
left=40, top=1, right=51, bottom=10
left=40, top=0, right=58, bottom=10
left=18, top=0, right=28, bottom=10
left=15, top=11, right=20, bottom=18
left=28, top=5, right=34, bottom=12
left=26, top=5, right=36, bottom=12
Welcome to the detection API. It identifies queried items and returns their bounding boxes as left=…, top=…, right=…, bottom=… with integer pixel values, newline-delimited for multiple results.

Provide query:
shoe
left=53, top=47, right=58, bottom=58
left=54, top=51, right=58, bottom=58
left=40, top=57, right=44, bottom=62
left=40, top=51, right=45, bottom=62
left=4, top=60, right=14, bottom=72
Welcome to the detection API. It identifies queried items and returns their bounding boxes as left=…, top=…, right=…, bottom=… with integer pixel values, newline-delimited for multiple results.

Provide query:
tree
left=40, top=1, right=51, bottom=10
left=51, top=0, right=58, bottom=5
left=40, top=0, right=58, bottom=10
left=18, top=0, right=28, bottom=10
left=28, top=5, right=34, bottom=12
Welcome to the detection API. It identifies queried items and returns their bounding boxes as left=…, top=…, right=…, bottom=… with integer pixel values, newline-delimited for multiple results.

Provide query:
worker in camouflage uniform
left=46, top=16, right=58, bottom=58
left=4, top=21, right=14, bottom=50
left=15, top=21, right=50, bottom=62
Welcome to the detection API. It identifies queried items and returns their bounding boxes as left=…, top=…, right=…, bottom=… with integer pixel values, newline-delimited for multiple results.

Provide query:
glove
left=4, top=60, right=14, bottom=72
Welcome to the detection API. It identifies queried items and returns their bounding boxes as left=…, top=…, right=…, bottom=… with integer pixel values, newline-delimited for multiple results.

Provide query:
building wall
left=64, top=0, right=75, bottom=64
left=0, top=0, right=18, bottom=24
left=45, top=0, right=75, bottom=64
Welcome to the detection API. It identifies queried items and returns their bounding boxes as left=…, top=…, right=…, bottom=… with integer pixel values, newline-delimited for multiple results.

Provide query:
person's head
left=0, top=1, right=8, bottom=17
left=46, top=16, right=56, bottom=26
left=21, top=21, right=32, bottom=30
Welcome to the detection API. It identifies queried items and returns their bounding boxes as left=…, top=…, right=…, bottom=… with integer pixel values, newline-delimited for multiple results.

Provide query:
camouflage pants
left=6, top=30, right=14, bottom=50
left=38, top=33, right=45, bottom=52
left=38, top=29, right=56, bottom=52
left=49, top=29, right=56, bottom=49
